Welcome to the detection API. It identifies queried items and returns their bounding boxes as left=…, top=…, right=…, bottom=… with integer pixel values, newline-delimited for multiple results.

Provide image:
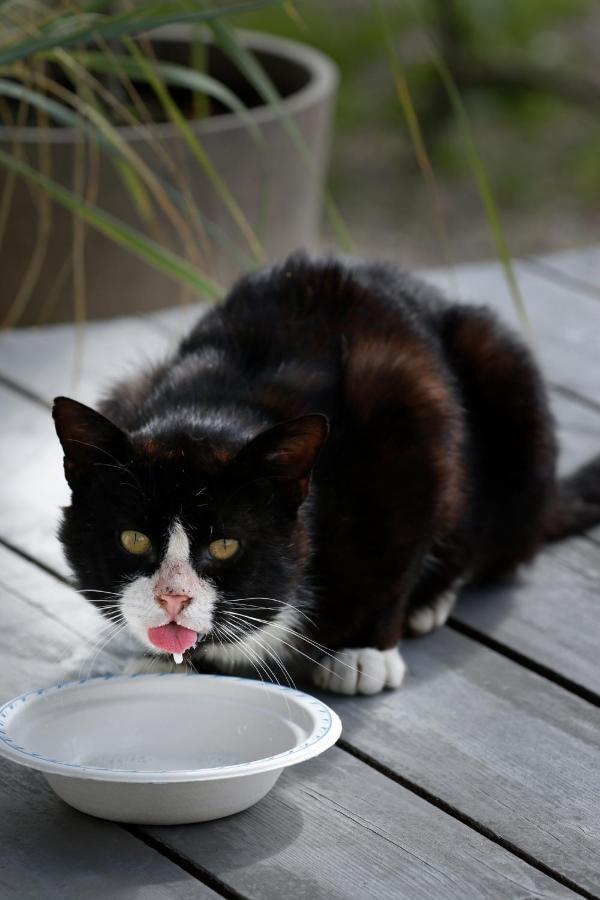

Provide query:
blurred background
left=0, top=0, right=598, bottom=326
left=236, top=0, right=600, bottom=265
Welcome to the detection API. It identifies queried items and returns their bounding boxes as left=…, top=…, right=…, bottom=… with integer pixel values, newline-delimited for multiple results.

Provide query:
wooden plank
left=450, top=388, right=600, bottom=695
left=325, top=628, right=600, bottom=897
left=0, top=381, right=74, bottom=575
left=0, top=544, right=580, bottom=900
left=0, top=545, right=136, bottom=697
left=525, top=246, right=600, bottom=304
left=0, top=759, right=219, bottom=900
left=454, top=534, right=600, bottom=696
left=420, top=257, right=600, bottom=405
left=550, top=390, right=600, bottom=475
left=146, top=747, right=579, bottom=900
left=0, top=305, right=202, bottom=407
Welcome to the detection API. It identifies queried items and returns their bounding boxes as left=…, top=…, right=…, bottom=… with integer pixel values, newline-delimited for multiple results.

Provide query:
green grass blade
left=61, top=50, right=264, bottom=146
left=124, top=35, right=265, bottom=262
left=0, top=73, right=256, bottom=270
left=372, top=0, right=454, bottom=276
left=428, top=47, right=529, bottom=331
left=0, top=1, right=283, bottom=67
left=0, top=147, right=223, bottom=306
left=209, top=18, right=353, bottom=252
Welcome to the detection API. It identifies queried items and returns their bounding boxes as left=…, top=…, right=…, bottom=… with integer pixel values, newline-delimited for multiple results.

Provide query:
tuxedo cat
left=53, top=253, right=600, bottom=694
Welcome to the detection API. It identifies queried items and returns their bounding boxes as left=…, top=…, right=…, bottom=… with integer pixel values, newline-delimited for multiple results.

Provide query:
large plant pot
left=0, top=30, right=338, bottom=325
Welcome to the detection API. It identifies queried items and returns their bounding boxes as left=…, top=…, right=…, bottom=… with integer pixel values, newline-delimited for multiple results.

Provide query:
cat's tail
left=543, top=454, right=600, bottom=542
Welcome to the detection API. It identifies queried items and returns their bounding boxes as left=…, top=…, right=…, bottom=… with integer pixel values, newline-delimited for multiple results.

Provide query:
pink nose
left=156, top=594, right=191, bottom=620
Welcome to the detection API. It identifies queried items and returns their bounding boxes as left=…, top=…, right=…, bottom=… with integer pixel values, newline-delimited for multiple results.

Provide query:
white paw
left=312, top=646, right=406, bottom=695
left=408, top=587, right=458, bottom=636
left=123, top=655, right=180, bottom=675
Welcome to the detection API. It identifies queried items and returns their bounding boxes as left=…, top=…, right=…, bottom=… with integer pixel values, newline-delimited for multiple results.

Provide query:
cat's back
left=181, top=252, right=447, bottom=365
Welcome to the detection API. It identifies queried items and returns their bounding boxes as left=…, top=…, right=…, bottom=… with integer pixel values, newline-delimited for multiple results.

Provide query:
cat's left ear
left=236, top=414, right=329, bottom=503
left=52, top=396, right=132, bottom=488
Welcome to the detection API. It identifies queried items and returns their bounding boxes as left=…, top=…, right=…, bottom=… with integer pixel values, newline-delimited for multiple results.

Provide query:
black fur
left=53, top=253, right=600, bottom=666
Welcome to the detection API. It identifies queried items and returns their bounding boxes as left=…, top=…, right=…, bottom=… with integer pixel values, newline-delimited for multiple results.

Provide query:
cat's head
left=52, top=397, right=327, bottom=668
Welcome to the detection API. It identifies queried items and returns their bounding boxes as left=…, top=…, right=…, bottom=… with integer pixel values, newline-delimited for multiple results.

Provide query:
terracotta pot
left=0, top=29, right=338, bottom=324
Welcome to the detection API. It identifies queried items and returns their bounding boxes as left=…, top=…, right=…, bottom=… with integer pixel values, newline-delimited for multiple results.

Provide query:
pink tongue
left=147, top=623, right=197, bottom=653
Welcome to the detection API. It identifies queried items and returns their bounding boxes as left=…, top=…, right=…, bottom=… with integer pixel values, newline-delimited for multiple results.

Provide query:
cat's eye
left=120, top=530, right=152, bottom=555
left=208, top=538, right=239, bottom=561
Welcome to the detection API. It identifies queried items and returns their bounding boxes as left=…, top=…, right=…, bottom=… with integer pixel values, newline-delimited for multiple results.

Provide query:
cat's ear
left=236, top=414, right=329, bottom=503
left=52, top=397, right=132, bottom=487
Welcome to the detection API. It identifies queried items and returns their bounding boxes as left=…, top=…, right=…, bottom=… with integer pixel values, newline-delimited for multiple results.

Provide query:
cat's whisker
left=220, top=612, right=297, bottom=691
left=217, top=620, right=273, bottom=687
left=77, top=619, right=127, bottom=681
left=231, top=597, right=316, bottom=628
left=226, top=610, right=331, bottom=657
left=225, top=611, right=363, bottom=683
left=215, top=622, right=266, bottom=684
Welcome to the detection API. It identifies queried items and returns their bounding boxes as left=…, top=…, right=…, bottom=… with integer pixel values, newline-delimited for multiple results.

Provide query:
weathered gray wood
left=421, top=256, right=600, bottom=405
left=525, top=246, right=600, bottom=304
left=0, top=304, right=202, bottom=406
left=0, top=545, right=135, bottom=698
left=449, top=387, right=600, bottom=692
left=0, top=759, right=218, bottom=900
left=550, top=389, right=600, bottom=475
left=325, top=628, right=600, bottom=896
left=454, top=534, right=600, bottom=695
left=0, top=543, right=580, bottom=900
left=0, top=381, right=72, bottom=575
left=0, top=383, right=69, bottom=574
left=146, top=747, right=578, bottom=900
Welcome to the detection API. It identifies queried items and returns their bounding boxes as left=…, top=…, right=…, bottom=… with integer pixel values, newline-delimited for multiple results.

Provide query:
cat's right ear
left=52, top=397, right=132, bottom=488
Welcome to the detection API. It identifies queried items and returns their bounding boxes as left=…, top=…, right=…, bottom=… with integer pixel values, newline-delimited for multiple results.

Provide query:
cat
left=53, top=252, right=600, bottom=695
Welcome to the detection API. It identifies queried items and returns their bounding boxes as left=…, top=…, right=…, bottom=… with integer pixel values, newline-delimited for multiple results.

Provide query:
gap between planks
left=122, top=827, right=251, bottom=900
left=337, top=740, right=598, bottom=900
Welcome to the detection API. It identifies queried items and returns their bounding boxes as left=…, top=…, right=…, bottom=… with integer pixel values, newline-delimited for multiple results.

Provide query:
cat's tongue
left=147, top=623, right=197, bottom=653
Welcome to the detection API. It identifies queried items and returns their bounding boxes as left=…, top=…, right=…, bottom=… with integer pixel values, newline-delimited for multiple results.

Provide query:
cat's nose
left=156, top=594, right=191, bottom=620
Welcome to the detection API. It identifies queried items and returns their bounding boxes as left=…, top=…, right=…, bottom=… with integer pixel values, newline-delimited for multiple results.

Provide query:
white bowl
left=0, top=673, right=341, bottom=824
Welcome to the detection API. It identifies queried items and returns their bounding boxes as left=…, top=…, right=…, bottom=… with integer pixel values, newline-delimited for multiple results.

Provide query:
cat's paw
left=123, top=655, right=180, bottom=675
left=407, top=587, right=458, bottom=637
left=312, top=646, right=405, bottom=695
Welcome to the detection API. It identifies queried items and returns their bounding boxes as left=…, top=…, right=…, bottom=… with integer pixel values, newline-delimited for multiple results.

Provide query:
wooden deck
left=0, top=247, right=599, bottom=900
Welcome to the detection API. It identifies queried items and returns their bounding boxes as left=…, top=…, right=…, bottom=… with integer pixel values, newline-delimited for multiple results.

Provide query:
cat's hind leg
left=312, top=646, right=406, bottom=695
left=406, top=585, right=459, bottom=636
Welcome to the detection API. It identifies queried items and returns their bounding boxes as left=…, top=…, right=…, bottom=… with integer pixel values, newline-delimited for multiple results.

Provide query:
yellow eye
left=208, top=538, right=239, bottom=561
left=120, top=530, right=152, bottom=555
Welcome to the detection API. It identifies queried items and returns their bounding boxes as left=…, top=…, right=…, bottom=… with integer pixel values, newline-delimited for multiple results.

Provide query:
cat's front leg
left=312, top=646, right=406, bottom=695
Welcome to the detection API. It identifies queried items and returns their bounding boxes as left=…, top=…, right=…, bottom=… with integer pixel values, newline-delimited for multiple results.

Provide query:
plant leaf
left=0, top=146, right=223, bottom=305
left=0, top=1, right=283, bottom=67
left=209, top=18, right=353, bottom=251
left=429, top=46, right=529, bottom=332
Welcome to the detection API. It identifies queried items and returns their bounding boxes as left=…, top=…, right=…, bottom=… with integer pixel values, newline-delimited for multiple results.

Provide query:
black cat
left=53, top=253, right=600, bottom=694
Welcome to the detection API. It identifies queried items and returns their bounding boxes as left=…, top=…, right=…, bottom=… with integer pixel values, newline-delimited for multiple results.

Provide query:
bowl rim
left=0, top=673, right=342, bottom=783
